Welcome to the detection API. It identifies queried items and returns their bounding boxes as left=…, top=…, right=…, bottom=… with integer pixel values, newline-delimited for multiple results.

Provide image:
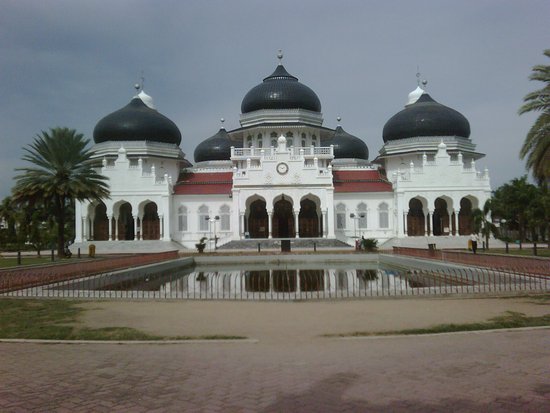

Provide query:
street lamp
left=500, top=219, right=508, bottom=253
left=205, top=215, right=220, bottom=251
left=350, top=212, right=366, bottom=247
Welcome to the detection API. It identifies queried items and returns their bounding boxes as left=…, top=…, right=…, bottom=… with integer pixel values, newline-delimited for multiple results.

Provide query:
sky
left=1, top=0, right=548, bottom=199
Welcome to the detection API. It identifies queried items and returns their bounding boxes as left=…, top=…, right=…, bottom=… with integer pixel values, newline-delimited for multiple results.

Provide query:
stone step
left=219, top=238, right=350, bottom=251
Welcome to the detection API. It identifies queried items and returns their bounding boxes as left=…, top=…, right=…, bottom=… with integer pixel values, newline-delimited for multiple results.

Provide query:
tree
left=472, top=199, right=497, bottom=249
left=12, top=128, right=109, bottom=257
left=0, top=196, right=18, bottom=249
left=519, top=49, right=550, bottom=185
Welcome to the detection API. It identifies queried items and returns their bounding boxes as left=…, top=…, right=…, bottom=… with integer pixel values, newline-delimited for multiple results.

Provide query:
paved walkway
left=1, top=297, right=550, bottom=411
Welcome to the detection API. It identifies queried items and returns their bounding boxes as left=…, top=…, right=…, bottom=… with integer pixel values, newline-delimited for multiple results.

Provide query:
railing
left=393, top=247, right=550, bottom=276
left=2, top=263, right=548, bottom=300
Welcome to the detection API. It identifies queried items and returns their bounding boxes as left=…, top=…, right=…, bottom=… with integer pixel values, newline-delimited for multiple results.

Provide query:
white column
left=424, top=212, right=429, bottom=236
left=160, top=214, right=165, bottom=240
left=294, top=210, right=299, bottom=238
left=90, top=215, right=95, bottom=240
left=115, top=217, right=119, bottom=240
left=428, top=211, right=433, bottom=236
left=240, top=213, right=245, bottom=239
left=82, top=216, right=88, bottom=241
left=133, top=215, right=138, bottom=240
left=138, top=215, right=143, bottom=240
left=403, top=211, right=408, bottom=236
left=321, top=210, right=327, bottom=238
left=448, top=212, right=453, bottom=236
left=108, top=214, right=113, bottom=241
left=454, top=210, right=459, bottom=236
left=268, top=211, right=273, bottom=239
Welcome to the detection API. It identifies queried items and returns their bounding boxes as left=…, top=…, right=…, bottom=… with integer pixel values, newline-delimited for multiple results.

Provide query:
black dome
left=241, top=65, right=321, bottom=113
left=382, top=94, right=470, bottom=142
left=325, top=126, right=369, bottom=160
left=194, top=128, right=235, bottom=163
left=94, top=97, right=182, bottom=145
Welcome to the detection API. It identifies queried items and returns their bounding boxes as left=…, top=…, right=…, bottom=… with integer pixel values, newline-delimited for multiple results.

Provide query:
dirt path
left=78, top=296, right=550, bottom=342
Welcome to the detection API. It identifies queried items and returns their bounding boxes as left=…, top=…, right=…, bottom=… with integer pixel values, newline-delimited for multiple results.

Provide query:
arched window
left=271, top=139, right=277, bottom=147
left=378, top=202, right=389, bottom=228
left=301, top=140, right=306, bottom=147
left=287, top=138, right=293, bottom=147
left=258, top=133, right=262, bottom=140
left=258, top=140, right=263, bottom=148
left=336, top=203, right=346, bottom=229
left=270, top=131, right=278, bottom=138
left=312, top=135, right=317, bottom=146
left=198, top=205, right=209, bottom=232
left=285, top=131, right=294, bottom=138
left=219, top=204, right=230, bottom=231
left=178, top=205, right=188, bottom=232
left=357, top=203, right=368, bottom=229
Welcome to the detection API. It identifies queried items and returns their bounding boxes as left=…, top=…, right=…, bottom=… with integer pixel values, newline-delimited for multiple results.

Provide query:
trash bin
left=89, top=244, right=96, bottom=258
left=281, top=240, right=291, bottom=252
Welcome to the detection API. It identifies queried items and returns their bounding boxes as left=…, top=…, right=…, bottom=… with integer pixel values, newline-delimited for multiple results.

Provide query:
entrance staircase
left=218, top=238, right=350, bottom=251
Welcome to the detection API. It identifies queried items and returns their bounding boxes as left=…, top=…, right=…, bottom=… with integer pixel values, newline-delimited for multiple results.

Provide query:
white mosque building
left=74, top=53, right=491, bottom=250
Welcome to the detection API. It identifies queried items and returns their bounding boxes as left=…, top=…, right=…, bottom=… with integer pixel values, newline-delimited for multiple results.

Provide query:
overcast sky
left=1, top=0, right=548, bottom=198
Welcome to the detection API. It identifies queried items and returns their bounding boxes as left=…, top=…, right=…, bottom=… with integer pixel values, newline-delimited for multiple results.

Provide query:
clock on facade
left=276, top=162, right=289, bottom=175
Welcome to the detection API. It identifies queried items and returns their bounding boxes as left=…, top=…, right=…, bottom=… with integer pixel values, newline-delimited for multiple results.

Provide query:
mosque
left=74, top=52, right=492, bottom=250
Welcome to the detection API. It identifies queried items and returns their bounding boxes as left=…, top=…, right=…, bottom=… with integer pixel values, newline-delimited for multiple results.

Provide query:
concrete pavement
left=1, top=296, right=550, bottom=412
left=1, top=329, right=549, bottom=412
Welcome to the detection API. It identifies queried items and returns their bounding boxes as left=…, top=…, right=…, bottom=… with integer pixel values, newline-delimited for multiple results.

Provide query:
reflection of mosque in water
left=154, top=267, right=419, bottom=299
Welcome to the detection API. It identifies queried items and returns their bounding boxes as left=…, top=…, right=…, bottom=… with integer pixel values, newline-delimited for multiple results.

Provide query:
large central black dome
left=94, top=96, right=182, bottom=145
left=382, top=93, right=470, bottom=142
left=241, top=64, right=321, bottom=113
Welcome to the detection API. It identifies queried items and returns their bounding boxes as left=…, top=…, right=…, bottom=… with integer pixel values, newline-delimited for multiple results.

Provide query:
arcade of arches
left=245, top=197, right=324, bottom=239
left=406, top=196, right=475, bottom=236
left=88, top=201, right=161, bottom=241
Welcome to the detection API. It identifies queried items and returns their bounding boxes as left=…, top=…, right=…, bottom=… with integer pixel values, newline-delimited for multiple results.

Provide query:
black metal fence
left=2, top=265, right=548, bottom=300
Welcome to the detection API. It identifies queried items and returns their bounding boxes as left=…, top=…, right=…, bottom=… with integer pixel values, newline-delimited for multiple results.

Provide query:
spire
left=277, top=49, right=283, bottom=66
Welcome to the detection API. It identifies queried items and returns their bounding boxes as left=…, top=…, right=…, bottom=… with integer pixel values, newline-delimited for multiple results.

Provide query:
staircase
left=218, top=238, right=351, bottom=251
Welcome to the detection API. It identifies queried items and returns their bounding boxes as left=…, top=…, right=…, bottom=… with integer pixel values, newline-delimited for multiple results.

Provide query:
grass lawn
left=0, top=299, right=245, bottom=341
left=325, top=309, right=550, bottom=338
left=0, top=257, right=59, bottom=269
left=482, top=247, right=550, bottom=258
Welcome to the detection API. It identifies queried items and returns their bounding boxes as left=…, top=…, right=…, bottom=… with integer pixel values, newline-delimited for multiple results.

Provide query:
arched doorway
left=433, top=198, right=450, bottom=236
left=299, top=199, right=319, bottom=237
left=273, top=198, right=294, bottom=238
left=407, top=198, right=425, bottom=236
left=93, top=202, right=109, bottom=240
left=142, top=202, right=160, bottom=240
left=459, top=198, right=474, bottom=235
left=248, top=199, right=268, bottom=238
left=117, top=202, right=134, bottom=240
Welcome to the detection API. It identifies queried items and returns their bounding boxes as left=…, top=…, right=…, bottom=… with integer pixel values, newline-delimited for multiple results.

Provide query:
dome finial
left=277, top=49, right=283, bottom=65
left=416, top=67, right=427, bottom=90
left=220, top=117, right=225, bottom=129
left=134, top=71, right=145, bottom=92
left=337, top=116, right=342, bottom=126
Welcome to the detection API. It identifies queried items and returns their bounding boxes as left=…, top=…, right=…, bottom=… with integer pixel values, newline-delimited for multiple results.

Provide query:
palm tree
left=472, top=199, right=497, bottom=250
left=519, top=49, right=550, bottom=185
left=12, top=128, right=109, bottom=257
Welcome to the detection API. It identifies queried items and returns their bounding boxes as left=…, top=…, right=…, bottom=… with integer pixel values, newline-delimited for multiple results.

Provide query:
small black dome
left=194, top=128, right=234, bottom=163
left=325, top=126, right=369, bottom=160
left=382, top=94, right=470, bottom=142
left=241, top=64, right=321, bottom=113
left=94, top=97, right=182, bottom=145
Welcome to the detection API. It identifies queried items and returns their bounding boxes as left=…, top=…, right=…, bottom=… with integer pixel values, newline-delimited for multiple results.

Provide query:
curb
left=0, top=338, right=259, bottom=345
left=333, top=325, right=550, bottom=340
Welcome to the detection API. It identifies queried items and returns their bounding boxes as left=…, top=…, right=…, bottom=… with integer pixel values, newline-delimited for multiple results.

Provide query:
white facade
left=74, top=69, right=492, bottom=249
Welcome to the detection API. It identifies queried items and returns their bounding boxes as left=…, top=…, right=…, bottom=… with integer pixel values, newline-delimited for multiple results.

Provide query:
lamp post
left=206, top=215, right=220, bottom=251
left=350, top=212, right=366, bottom=249
left=500, top=219, right=508, bottom=253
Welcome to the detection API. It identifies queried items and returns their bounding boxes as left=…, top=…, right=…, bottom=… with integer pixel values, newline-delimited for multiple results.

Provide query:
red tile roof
left=173, top=169, right=392, bottom=195
left=174, top=172, right=233, bottom=195
left=332, top=170, right=393, bottom=193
